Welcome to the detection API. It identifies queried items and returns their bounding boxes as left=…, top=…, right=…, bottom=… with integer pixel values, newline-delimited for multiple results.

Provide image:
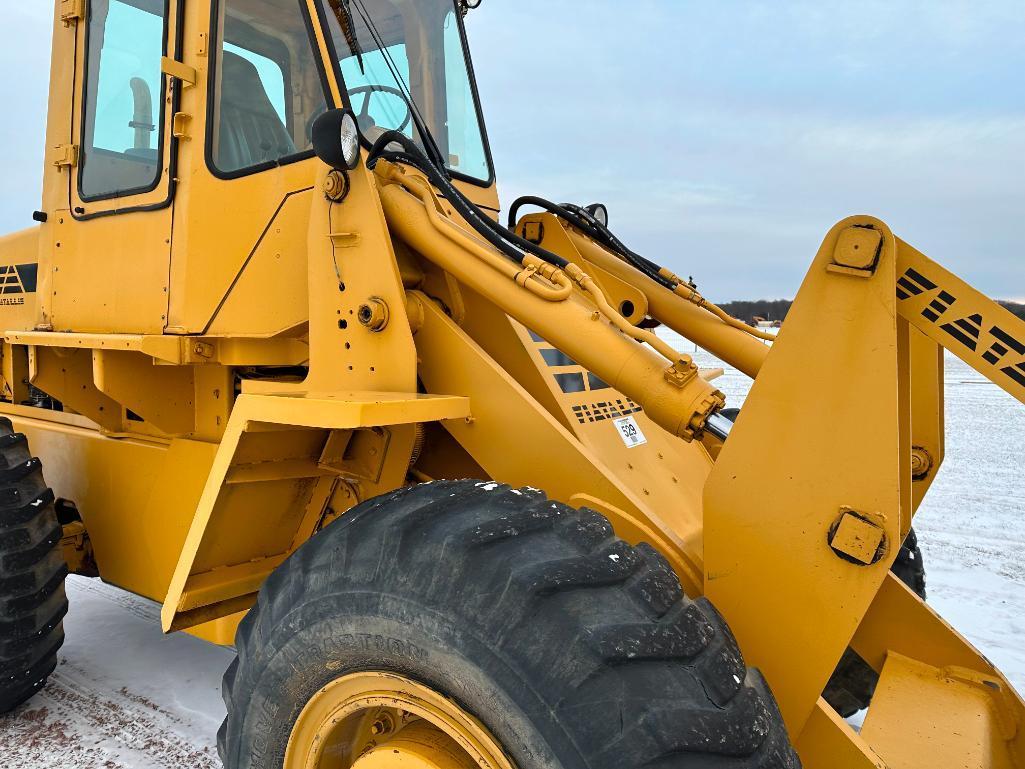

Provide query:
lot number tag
left=613, top=416, right=647, bottom=448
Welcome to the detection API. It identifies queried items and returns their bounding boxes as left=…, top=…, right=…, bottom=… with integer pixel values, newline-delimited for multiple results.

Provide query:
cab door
left=49, top=0, right=183, bottom=334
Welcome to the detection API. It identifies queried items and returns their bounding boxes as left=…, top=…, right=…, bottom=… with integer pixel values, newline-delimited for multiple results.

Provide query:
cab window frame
left=314, top=0, right=497, bottom=188
left=77, top=0, right=172, bottom=204
left=441, top=6, right=496, bottom=187
left=205, top=0, right=336, bottom=181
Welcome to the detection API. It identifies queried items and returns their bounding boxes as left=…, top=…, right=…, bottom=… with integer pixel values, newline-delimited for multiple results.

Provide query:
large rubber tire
left=822, top=529, right=926, bottom=717
left=0, top=418, right=68, bottom=713
left=219, top=480, right=800, bottom=769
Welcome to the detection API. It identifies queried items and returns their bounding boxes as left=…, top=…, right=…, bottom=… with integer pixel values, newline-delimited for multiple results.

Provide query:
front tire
left=219, top=480, right=799, bottom=769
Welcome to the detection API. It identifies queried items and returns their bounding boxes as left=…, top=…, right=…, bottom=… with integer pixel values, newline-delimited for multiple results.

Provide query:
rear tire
left=219, top=480, right=800, bottom=769
left=0, top=418, right=68, bottom=713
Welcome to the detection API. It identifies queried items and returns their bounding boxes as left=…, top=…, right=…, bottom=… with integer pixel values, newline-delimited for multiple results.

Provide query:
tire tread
left=220, top=481, right=798, bottom=769
left=0, top=421, right=67, bottom=714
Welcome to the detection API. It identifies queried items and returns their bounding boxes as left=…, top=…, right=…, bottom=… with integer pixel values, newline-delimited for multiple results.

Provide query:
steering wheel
left=349, top=84, right=413, bottom=133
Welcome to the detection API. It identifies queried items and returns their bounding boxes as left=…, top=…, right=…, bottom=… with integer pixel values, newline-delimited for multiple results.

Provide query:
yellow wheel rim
left=284, top=672, right=516, bottom=769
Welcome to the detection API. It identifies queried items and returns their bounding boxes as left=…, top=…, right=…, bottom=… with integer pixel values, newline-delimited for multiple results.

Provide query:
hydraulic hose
left=565, top=230, right=771, bottom=378
left=370, top=132, right=729, bottom=427
left=377, top=159, right=688, bottom=364
left=509, top=195, right=777, bottom=345
left=379, top=179, right=726, bottom=442
left=369, top=133, right=572, bottom=271
left=377, top=163, right=572, bottom=302
left=508, top=196, right=673, bottom=289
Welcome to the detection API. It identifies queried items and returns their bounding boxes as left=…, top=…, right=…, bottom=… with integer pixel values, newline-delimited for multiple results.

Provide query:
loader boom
left=703, top=217, right=1024, bottom=767
left=508, top=208, right=1025, bottom=767
left=896, top=243, right=1025, bottom=405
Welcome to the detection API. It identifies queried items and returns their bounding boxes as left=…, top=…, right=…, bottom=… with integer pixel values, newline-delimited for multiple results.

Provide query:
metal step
left=861, top=652, right=1020, bottom=769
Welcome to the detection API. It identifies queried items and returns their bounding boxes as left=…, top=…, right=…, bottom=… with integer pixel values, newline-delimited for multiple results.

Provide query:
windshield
left=320, top=0, right=492, bottom=183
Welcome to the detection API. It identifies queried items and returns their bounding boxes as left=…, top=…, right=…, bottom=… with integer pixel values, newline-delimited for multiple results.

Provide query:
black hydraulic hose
left=507, top=196, right=676, bottom=291
left=562, top=203, right=663, bottom=274
left=369, top=132, right=571, bottom=270
left=508, top=196, right=595, bottom=240
left=516, top=196, right=667, bottom=282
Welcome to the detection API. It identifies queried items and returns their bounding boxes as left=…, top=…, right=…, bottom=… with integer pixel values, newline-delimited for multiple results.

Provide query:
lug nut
left=911, top=446, right=933, bottom=480
left=358, top=298, right=389, bottom=332
left=370, top=713, right=395, bottom=736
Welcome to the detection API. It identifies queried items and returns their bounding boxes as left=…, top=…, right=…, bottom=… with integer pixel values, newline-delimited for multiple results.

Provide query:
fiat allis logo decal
left=0, top=263, right=38, bottom=306
left=897, top=267, right=1025, bottom=388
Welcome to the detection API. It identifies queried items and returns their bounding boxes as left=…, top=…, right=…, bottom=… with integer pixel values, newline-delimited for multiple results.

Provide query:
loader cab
left=203, top=0, right=495, bottom=186
left=36, top=0, right=497, bottom=337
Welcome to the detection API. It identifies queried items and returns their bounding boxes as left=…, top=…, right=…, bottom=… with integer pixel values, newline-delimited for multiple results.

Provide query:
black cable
left=340, top=7, right=571, bottom=273
left=370, top=132, right=571, bottom=270
left=562, top=202, right=667, bottom=277
left=507, top=196, right=676, bottom=290
left=347, top=0, right=448, bottom=171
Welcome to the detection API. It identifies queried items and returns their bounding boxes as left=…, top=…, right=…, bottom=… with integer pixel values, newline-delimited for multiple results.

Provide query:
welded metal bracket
left=160, top=391, right=469, bottom=633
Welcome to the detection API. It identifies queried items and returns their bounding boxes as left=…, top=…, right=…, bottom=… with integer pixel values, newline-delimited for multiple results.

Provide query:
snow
left=1, top=335, right=1021, bottom=765
left=1, top=578, right=231, bottom=768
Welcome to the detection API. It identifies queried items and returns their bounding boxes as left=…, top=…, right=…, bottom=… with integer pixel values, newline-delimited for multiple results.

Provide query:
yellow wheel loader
left=1, top=1, right=1023, bottom=768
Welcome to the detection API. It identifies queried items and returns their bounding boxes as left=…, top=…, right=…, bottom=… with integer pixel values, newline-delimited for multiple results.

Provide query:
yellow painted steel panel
left=1, top=403, right=217, bottom=601
left=862, top=653, right=1018, bottom=769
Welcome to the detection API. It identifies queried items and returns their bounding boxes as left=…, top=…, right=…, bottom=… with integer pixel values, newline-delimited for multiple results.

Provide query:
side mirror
left=311, top=108, right=363, bottom=171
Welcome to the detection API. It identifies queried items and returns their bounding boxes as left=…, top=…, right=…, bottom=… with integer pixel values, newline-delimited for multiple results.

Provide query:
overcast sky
left=1, top=2, right=1022, bottom=302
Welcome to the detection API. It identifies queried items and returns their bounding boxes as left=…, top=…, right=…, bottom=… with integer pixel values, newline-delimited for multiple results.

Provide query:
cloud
left=468, top=1, right=1025, bottom=301
left=0, top=3, right=1021, bottom=304
left=798, top=116, right=1025, bottom=157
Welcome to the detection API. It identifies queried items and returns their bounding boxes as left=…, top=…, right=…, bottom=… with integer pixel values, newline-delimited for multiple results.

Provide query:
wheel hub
left=351, top=721, right=476, bottom=769
left=284, top=672, right=514, bottom=769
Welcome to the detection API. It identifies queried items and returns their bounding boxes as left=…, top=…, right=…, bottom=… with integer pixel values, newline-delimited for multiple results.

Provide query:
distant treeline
left=717, top=300, right=793, bottom=324
left=720, top=299, right=1025, bottom=325
left=999, top=301, right=1025, bottom=321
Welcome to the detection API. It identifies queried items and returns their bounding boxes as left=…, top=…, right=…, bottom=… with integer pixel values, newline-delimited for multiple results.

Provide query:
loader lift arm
left=372, top=122, right=1025, bottom=767
left=701, top=216, right=1024, bottom=769
left=895, top=241, right=1025, bottom=405
left=500, top=197, right=1024, bottom=767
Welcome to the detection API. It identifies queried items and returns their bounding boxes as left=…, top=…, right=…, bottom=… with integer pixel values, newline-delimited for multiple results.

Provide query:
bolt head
left=358, top=298, right=389, bottom=332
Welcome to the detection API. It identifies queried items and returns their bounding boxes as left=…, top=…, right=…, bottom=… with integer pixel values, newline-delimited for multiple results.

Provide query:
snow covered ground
left=1, top=578, right=230, bottom=768
left=1, top=338, right=1022, bottom=767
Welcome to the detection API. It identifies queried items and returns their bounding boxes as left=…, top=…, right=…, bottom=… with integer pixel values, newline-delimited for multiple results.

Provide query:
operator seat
left=216, top=51, right=295, bottom=172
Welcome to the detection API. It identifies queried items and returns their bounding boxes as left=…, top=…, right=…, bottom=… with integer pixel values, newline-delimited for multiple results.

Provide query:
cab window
left=210, top=0, right=330, bottom=176
left=322, top=0, right=493, bottom=183
left=79, top=0, right=166, bottom=201
left=340, top=44, right=414, bottom=143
